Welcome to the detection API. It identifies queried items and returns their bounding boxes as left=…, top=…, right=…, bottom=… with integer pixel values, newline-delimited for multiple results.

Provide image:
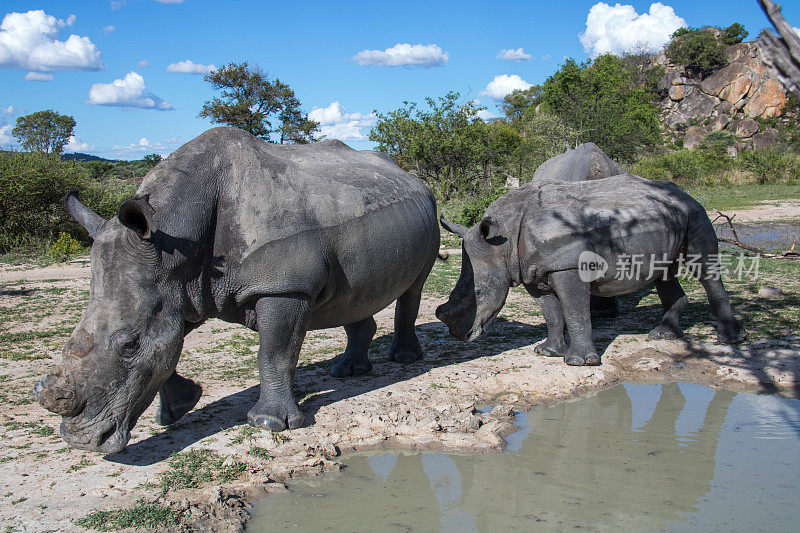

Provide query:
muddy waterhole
left=248, top=383, right=800, bottom=532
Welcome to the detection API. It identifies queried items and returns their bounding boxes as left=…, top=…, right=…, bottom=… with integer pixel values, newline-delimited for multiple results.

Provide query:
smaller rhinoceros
left=436, top=174, right=744, bottom=366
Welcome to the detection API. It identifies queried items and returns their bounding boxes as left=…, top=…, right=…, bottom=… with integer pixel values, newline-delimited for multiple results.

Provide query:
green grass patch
left=688, top=183, right=800, bottom=211
left=75, top=501, right=181, bottom=531
left=160, top=449, right=246, bottom=491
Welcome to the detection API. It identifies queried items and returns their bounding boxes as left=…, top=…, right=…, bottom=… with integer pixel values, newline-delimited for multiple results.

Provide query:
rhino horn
left=64, top=190, right=107, bottom=239
left=440, top=216, right=468, bottom=237
left=118, top=195, right=158, bottom=240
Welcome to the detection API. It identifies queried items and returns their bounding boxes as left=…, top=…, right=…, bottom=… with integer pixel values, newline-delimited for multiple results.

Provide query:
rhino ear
left=480, top=217, right=501, bottom=241
left=64, top=190, right=106, bottom=239
left=440, top=216, right=468, bottom=237
left=118, top=195, right=158, bottom=240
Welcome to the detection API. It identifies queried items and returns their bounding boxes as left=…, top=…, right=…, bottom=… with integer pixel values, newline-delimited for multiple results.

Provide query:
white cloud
left=580, top=2, right=686, bottom=57
left=87, top=71, right=173, bottom=110
left=64, top=134, right=94, bottom=152
left=480, top=74, right=532, bottom=100
left=0, top=10, right=102, bottom=73
left=353, top=43, right=448, bottom=68
left=497, top=48, right=532, bottom=61
left=65, top=15, right=76, bottom=26
left=137, top=59, right=149, bottom=67
left=471, top=100, right=498, bottom=121
left=110, top=1, right=124, bottom=10
left=166, top=59, right=216, bottom=74
left=0, top=124, right=14, bottom=149
left=103, top=25, right=116, bottom=34
left=308, top=101, right=377, bottom=141
left=23, top=71, right=53, bottom=81
left=109, top=136, right=181, bottom=159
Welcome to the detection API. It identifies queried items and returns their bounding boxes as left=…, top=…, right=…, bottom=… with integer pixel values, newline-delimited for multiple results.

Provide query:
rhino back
left=531, top=142, right=625, bottom=183
left=135, top=127, right=438, bottom=325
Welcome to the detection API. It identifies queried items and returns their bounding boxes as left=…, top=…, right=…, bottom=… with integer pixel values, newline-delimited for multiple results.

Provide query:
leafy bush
left=720, top=23, right=748, bottom=45
left=632, top=147, right=800, bottom=186
left=49, top=232, right=84, bottom=262
left=666, top=28, right=728, bottom=78
left=459, top=187, right=508, bottom=227
left=0, top=151, right=137, bottom=253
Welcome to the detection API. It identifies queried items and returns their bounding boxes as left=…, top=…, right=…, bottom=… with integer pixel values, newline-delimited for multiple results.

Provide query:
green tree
left=666, top=27, right=728, bottom=78
left=502, top=85, right=543, bottom=123
left=143, top=153, right=162, bottom=168
left=11, top=110, right=76, bottom=154
left=199, top=62, right=319, bottom=143
left=539, top=55, right=662, bottom=162
left=721, top=23, right=748, bottom=45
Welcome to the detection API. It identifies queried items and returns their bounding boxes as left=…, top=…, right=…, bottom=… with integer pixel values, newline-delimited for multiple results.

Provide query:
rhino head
left=34, top=192, right=186, bottom=454
left=435, top=216, right=513, bottom=342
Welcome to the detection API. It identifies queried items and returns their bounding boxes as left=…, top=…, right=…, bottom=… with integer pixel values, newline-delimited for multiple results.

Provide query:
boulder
left=752, top=128, right=779, bottom=150
left=677, top=90, right=719, bottom=120
left=701, top=62, right=757, bottom=102
left=664, top=111, right=689, bottom=129
left=710, top=114, right=731, bottom=131
left=730, top=118, right=759, bottom=138
left=683, top=125, right=707, bottom=149
left=669, top=84, right=686, bottom=101
left=744, top=77, right=787, bottom=118
left=717, top=101, right=735, bottom=116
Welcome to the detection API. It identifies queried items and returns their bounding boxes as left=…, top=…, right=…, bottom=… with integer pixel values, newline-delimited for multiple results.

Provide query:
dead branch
left=712, top=210, right=798, bottom=258
left=757, top=0, right=800, bottom=96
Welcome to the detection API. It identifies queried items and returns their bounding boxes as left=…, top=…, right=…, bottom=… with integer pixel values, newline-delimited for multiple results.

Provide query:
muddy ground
left=0, top=205, right=798, bottom=532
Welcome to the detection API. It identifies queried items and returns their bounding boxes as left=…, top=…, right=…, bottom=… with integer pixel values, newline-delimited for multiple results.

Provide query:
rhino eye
left=111, top=330, right=139, bottom=355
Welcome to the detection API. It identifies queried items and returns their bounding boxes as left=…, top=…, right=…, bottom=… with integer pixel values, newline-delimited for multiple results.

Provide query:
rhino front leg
left=548, top=270, right=599, bottom=366
left=330, top=317, right=376, bottom=377
left=531, top=292, right=567, bottom=357
left=156, top=371, right=203, bottom=426
left=248, top=295, right=310, bottom=431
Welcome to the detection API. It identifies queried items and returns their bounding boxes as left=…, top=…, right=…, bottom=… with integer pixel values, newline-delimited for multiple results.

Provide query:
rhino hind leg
left=330, top=317, right=376, bottom=377
left=532, top=292, right=568, bottom=356
left=548, top=270, right=600, bottom=366
left=648, top=278, right=688, bottom=340
left=388, top=275, right=426, bottom=364
left=248, top=296, right=309, bottom=432
left=156, top=371, right=203, bottom=426
left=699, top=274, right=746, bottom=344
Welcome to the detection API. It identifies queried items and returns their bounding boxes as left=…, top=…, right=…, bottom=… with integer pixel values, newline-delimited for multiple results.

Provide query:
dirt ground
left=0, top=205, right=798, bottom=532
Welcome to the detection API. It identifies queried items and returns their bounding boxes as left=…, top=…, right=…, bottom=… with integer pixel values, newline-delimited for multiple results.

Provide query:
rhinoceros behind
left=436, top=174, right=744, bottom=366
left=35, top=127, right=439, bottom=453
left=531, top=142, right=624, bottom=183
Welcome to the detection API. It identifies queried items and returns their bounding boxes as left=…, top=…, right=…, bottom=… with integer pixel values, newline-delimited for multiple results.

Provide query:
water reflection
left=248, top=384, right=800, bottom=532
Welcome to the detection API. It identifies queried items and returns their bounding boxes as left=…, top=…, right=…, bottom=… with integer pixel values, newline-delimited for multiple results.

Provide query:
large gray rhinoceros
left=34, top=127, right=439, bottom=453
left=436, top=174, right=744, bottom=366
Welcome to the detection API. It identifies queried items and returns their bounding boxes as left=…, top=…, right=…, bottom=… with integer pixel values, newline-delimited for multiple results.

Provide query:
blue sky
left=1, top=0, right=798, bottom=159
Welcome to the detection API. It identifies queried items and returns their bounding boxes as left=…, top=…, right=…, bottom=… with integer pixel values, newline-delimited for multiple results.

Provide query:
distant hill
left=61, top=152, right=118, bottom=163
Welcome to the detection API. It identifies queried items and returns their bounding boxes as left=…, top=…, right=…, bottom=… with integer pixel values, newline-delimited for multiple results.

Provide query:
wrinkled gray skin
left=436, top=174, right=744, bottom=366
left=532, top=142, right=625, bottom=318
left=34, top=127, right=439, bottom=453
left=531, top=142, right=624, bottom=183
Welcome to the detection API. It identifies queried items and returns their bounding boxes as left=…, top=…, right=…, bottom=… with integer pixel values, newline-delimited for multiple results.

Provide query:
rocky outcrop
left=656, top=40, right=790, bottom=151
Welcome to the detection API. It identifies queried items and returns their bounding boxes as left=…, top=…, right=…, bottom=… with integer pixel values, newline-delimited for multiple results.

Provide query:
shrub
left=459, top=187, right=508, bottom=227
left=666, top=28, right=728, bottom=78
left=49, top=233, right=84, bottom=263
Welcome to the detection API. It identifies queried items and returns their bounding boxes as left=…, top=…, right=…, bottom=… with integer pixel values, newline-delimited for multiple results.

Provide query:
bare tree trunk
left=758, top=0, right=800, bottom=96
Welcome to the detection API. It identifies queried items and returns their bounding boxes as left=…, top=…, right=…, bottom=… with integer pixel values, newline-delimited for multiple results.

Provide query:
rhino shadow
left=106, top=318, right=549, bottom=465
